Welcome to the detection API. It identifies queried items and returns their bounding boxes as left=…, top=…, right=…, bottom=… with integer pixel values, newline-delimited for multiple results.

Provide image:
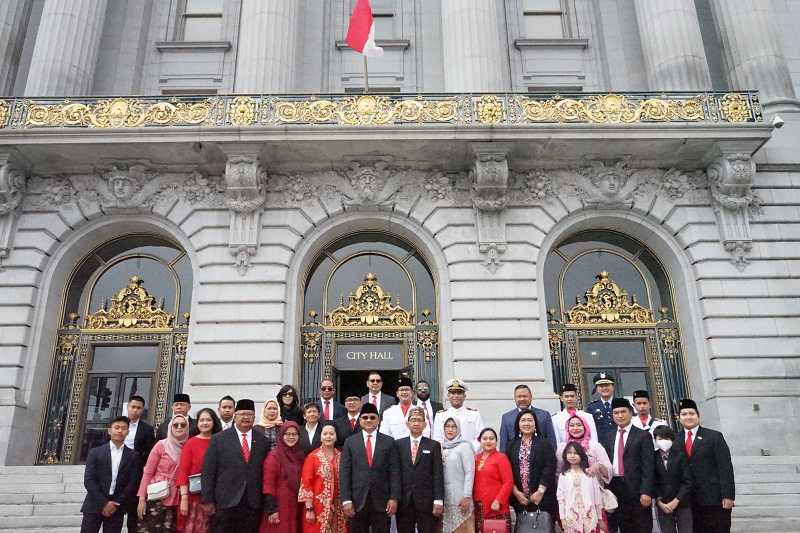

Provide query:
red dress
left=297, top=448, right=348, bottom=533
left=260, top=451, right=304, bottom=533
left=176, top=436, right=212, bottom=533
left=473, top=451, right=514, bottom=530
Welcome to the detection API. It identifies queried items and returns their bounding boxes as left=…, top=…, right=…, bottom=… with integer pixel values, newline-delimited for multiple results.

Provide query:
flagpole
left=363, top=56, right=369, bottom=93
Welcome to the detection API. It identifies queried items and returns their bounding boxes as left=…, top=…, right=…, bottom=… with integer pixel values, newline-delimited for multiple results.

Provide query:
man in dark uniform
left=155, top=393, right=199, bottom=440
left=334, top=391, right=363, bottom=448
left=586, top=371, right=617, bottom=442
left=677, top=398, right=735, bottom=533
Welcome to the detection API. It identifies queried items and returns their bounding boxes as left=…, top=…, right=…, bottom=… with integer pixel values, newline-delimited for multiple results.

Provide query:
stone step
left=33, top=503, right=81, bottom=516
left=33, top=492, right=84, bottom=504
left=0, top=514, right=83, bottom=529
left=0, top=504, right=34, bottom=516
left=0, top=483, right=64, bottom=494
left=736, top=471, right=800, bottom=482
left=0, top=466, right=83, bottom=475
left=737, top=492, right=800, bottom=506
left=0, top=529, right=80, bottom=533
left=733, top=456, right=800, bottom=465
left=731, top=517, right=800, bottom=533
left=736, top=481, right=800, bottom=494
left=734, top=505, right=800, bottom=517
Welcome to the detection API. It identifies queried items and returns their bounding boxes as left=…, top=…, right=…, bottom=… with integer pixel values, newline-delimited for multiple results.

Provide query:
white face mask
left=655, top=439, right=673, bottom=452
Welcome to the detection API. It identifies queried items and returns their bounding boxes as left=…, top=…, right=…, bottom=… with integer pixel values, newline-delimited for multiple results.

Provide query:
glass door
left=578, top=338, right=652, bottom=403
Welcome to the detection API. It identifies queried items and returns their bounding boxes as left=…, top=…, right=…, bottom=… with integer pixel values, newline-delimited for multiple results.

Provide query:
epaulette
left=467, top=407, right=477, bottom=411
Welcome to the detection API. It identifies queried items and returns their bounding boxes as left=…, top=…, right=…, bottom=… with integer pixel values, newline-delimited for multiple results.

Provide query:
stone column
left=24, top=0, right=108, bottom=96
left=441, top=0, right=505, bottom=92
left=710, top=0, right=797, bottom=107
left=634, top=0, right=711, bottom=91
left=0, top=0, right=32, bottom=95
left=234, top=0, right=299, bottom=93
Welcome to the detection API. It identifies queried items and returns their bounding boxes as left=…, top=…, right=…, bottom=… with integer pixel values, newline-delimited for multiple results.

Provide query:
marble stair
left=730, top=456, right=800, bottom=533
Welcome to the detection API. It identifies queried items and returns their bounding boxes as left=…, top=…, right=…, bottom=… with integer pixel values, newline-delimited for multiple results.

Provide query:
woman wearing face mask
left=473, top=428, right=513, bottom=532
left=260, top=421, right=305, bottom=533
left=137, top=414, right=189, bottom=532
left=298, top=422, right=347, bottom=533
left=177, top=408, right=221, bottom=533
left=255, top=399, right=284, bottom=454
left=652, top=425, right=693, bottom=533
left=556, top=415, right=612, bottom=484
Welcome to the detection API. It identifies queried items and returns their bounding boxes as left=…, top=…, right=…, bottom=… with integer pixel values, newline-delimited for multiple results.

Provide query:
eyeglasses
left=282, top=392, right=295, bottom=397
left=368, top=379, right=382, bottom=383
left=320, top=387, right=334, bottom=391
left=172, top=423, right=187, bottom=429
left=360, top=415, right=378, bottom=421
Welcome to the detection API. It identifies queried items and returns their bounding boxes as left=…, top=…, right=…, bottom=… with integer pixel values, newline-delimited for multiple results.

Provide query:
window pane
left=562, top=251, right=649, bottom=312
left=173, top=254, right=193, bottom=318
left=327, top=255, right=413, bottom=314
left=122, top=377, right=152, bottom=421
left=91, top=345, right=158, bottom=372
left=373, top=15, right=394, bottom=39
left=579, top=339, right=647, bottom=367
left=89, top=256, right=176, bottom=317
left=84, top=376, right=119, bottom=423
left=185, top=0, right=223, bottom=14
left=524, top=14, right=564, bottom=38
left=183, top=17, right=222, bottom=40
left=524, top=0, right=561, bottom=11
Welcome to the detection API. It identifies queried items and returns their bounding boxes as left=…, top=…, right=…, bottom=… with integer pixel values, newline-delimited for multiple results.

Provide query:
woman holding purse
left=137, top=414, right=189, bottom=532
left=473, top=428, right=514, bottom=533
left=176, top=408, right=221, bottom=532
left=507, top=409, right=557, bottom=532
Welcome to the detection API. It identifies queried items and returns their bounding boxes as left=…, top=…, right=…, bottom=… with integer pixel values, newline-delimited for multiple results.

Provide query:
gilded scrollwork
left=24, top=97, right=214, bottom=128
left=84, top=276, right=174, bottom=330
left=566, top=271, right=655, bottom=326
left=719, top=93, right=752, bottom=123
left=326, top=273, right=414, bottom=328
left=520, top=93, right=705, bottom=123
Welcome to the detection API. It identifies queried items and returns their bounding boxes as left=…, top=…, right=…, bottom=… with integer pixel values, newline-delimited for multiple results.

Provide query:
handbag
left=188, top=474, right=201, bottom=494
left=515, top=509, right=553, bottom=533
left=483, top=517, right=508, bottom=533
left=146, top=479, right=170, bottom=501
left=602, top=488, right=619, bottom=512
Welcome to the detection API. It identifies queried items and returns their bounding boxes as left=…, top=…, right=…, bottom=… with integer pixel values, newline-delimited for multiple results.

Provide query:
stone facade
left=0, top=0, right=798, bottom=485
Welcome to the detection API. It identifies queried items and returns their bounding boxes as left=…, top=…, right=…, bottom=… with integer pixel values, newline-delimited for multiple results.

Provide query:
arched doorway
left=299, top=232, right=439, bottom=403
left=544, top=230, right=690, bottom=424
left=36, top=234, right=192, bottom=464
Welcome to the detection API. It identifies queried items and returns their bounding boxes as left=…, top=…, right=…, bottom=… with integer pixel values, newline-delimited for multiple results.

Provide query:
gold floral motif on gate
left=326, top=273, right=414, bottom=328
left=719, top=93, right=751, bottom=123
left=566, top=271, right=655, bottom=325
left=25, top=97, right=213, bottom=128
left=275, top=95, right=458, bottom=125
left=520, top=93, right=705, bottom=123
left=84, top=276, right=174, bottom=330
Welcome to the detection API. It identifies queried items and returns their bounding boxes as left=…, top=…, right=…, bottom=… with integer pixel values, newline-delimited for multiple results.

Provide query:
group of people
left=80, top=371, right=735, bottom=533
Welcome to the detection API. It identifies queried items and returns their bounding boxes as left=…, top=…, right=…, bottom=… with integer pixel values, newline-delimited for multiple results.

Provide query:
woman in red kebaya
left=473, top=428, right=513, bottom=532
left=176, top=408, right=221, bottom=533
left=260, top=421, right=305, bottom=533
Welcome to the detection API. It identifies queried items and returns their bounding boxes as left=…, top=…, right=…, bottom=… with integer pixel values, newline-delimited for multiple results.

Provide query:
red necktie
left=371, top=395, right=378, bottom=407
left=241, top=433, right=250, bottom=462
left=617, top=429, right=626, bottom=476
left=351, top=418, right=357, bottom=430
left=685, top=430, right=693, bottom=457
left=567, top=407, right=577, bottom=416
left=411, top=440, right=418, bottom=463
left=365, top=433, right=373, bottom=466
left=324, top=401, right=331, bottom=420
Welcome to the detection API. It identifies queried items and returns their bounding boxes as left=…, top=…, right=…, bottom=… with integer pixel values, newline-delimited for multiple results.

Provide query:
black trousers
left=124, top=500, right=138, bottom=533
left=81, top=509, right=124, bottom=533
left=212, top=497, right=261, bottom=533
left=396, top=501, right=440, bottom=533
left=349, top=501, right=390, bottom=533
left=607, top=478, right=652, bottom=533
left=692, top=505, right=731, bottom=533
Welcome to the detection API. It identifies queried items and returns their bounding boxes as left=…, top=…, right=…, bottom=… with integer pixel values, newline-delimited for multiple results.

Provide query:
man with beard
left=414, top=379, right=442, bottom=439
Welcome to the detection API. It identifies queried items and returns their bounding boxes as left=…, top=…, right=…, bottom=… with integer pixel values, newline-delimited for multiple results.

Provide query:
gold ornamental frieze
left=0, top=91, right=762, bottom=130
left=325, top=273, right=414, bottom=329
left=84, top=276, right=174, bottom=330
left=566, top=271, right=655, bottom=326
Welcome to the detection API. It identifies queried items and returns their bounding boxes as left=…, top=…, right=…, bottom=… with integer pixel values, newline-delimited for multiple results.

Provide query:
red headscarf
left=565, top=414, right=591, bottom=451
left=269, top=421, right=304, bottom=493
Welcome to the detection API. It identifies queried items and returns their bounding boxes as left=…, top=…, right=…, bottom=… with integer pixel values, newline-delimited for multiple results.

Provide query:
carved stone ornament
left=567, top=271, right=655, bottom=326
left=707, top=153, right=760, bottom=270
left=470, top=144, right=511, bottom=273
left=572, top=160, right=642, bottom=207
left=223, top=153, right=266, bottom=275
left=0, top=153, right=26, bottom=267
left=84, top=276, right=174, bottom=330
left=326, top=273, right=414, bottom=328
left=328, top=160, right=414, bottom=208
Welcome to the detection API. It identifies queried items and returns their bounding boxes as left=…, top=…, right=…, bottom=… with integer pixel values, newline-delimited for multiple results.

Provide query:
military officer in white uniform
left=432, top=378, right=485, bottom=452
left=631, top=389, right=668, bottom=443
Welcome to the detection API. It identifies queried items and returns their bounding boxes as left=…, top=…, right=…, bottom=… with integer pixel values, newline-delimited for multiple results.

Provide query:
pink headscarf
left=163, top=414, right=189, bottom=463
left=565, top=414, right=591, bottom=451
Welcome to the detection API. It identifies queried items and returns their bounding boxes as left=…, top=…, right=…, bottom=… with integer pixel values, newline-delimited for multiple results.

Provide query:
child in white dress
left=557, top=442, right=608, bottom=533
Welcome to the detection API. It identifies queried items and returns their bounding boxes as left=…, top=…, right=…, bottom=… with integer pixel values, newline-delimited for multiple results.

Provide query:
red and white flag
left=345, top=0, right=384, bottom=57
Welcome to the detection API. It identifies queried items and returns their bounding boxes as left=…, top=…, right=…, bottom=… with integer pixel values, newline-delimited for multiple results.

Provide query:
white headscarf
left=442, top=416, right=467, bottom=449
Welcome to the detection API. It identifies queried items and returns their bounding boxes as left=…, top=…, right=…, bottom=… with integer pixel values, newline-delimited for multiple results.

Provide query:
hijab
left=163, top=414, right=189, bottom=463
left=442, top=416, right=467, bottom=449
left=269, top=421, right=305, bottom=493
left=565, top=414, right=591, bottom=451
left=258, top=399, right=283, bottom=428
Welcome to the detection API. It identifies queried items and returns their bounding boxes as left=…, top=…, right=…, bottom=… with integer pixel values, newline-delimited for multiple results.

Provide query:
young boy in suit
left=652, top=425, right=693, bottom=533
left=81, top=416, right=142, bottom=533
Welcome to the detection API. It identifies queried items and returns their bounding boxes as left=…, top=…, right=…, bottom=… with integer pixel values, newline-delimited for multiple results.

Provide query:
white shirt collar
left=618, top=422, right=633, bottom=433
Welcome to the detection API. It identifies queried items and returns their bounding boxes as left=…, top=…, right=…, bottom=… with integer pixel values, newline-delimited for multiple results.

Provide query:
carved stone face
left=110, top=176, right=136, bottom=200
left=593, top=171, right=625, bottom=198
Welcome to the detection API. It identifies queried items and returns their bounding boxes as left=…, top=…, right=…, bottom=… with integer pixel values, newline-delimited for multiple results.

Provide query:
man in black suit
left=122, top=395, right=155, bottom=533
left=299, top=401, right=322, bottom=454
left=601, top=397, right=654, bottom=533
left=155, top=393, right=199, bottom=440
left=652, top=425, right=693, bottom=533
left=413, top=380, right=442, bottom=439
left=677, top=398, right=735, bottom=533
left=81, top=416, right=141, bottom=533
left=201, top=398, right=269, bottom=533
left=334, top=392, right=363, bottom=448
left=396, top=407, right=444, bottom=533
left=361, top=371, right=396, bottom=415
left=341, top=401, right=401, bottom=533
left=315, top=378, right=346, bottom=421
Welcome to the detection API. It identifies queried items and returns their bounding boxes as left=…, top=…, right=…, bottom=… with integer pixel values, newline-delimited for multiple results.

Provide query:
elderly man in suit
left=122, top=396, right=154, bottom=533
left=362, top=371, right=396, bottom=415
left=677, top=399, right=735, bottom=533
left=341, top=402, right=401, bottom=533
left=315, top=377, right=346, bottom=421
left=334, top=391, right=363, bottom=448
left=81, top=416, right=141, bottom=533
left=601, top=397, right=655, bottom=533
left=155, top=393, right=199, bottom=440
left=499, top=384, right=557, bottom=452
left=396, top=407, right=444, bottom=533
left=201, top=399, right=269, bottom=533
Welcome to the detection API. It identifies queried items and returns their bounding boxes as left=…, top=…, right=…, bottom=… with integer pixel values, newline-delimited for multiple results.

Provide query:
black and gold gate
left=37, top=276, right=188, bottom=464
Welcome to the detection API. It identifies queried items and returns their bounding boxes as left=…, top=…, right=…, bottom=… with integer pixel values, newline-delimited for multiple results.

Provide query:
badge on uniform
left=422, top=449, right=431, bottom=454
